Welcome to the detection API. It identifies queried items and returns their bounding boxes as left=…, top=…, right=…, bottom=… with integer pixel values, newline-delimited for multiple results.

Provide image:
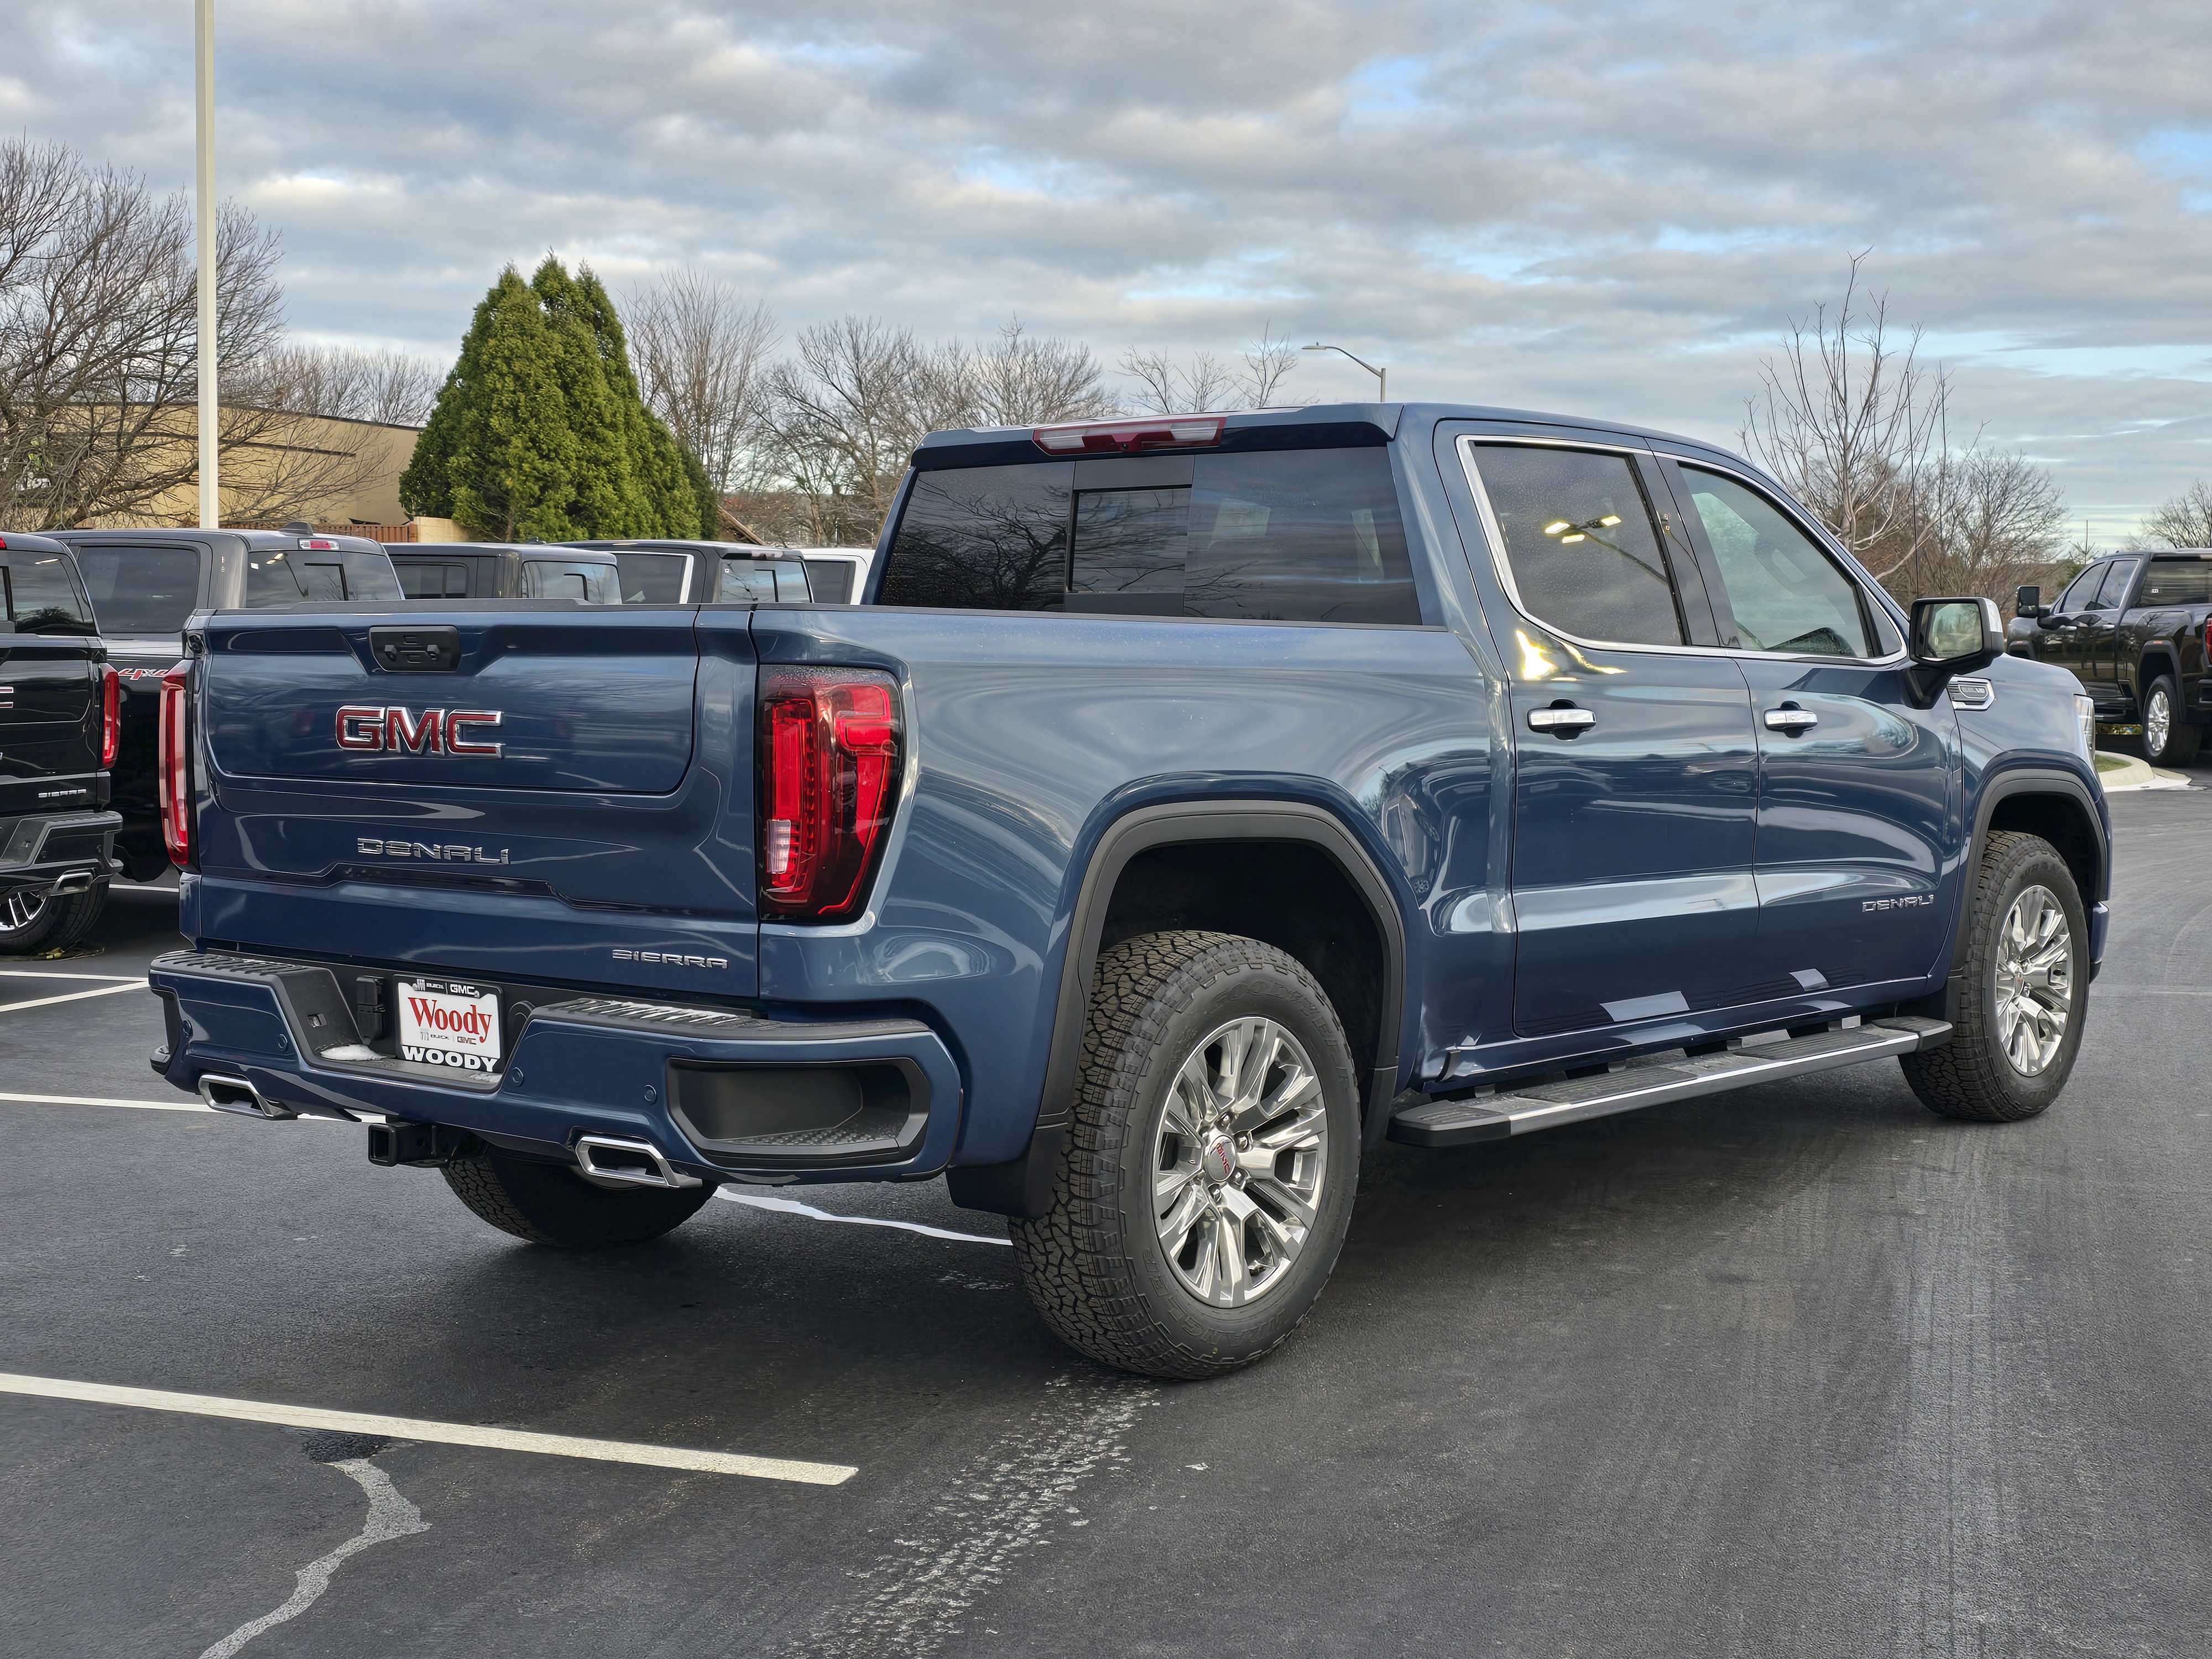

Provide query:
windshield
left=70, top=545, right=202, bottom=633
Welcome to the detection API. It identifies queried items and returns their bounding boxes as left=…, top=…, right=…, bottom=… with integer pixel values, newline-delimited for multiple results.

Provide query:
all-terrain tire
left=1010, top=931, right=1361, bottom=1379
left=0, top=880, right=109, bottom=956
left=1900, top=831, right=2087, bottom=1122
left=2141, top=674, right=2200, bottom=766
left=442, top=1145, right=712, bottom=1247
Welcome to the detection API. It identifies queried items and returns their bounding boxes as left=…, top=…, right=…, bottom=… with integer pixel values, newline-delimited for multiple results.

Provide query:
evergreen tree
left=400, top=258, right=703, bottom=541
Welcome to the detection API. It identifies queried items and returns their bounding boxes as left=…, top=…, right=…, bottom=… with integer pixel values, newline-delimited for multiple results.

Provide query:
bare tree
left=1741, top=253, right=1970, bottom=583
left=759, top=317, right=944, bottom=544
left=629, top=268, right=776, bottom=497
left=1237, top=324, right=1301, bottom=408
left=966, top=320, right=1117, bottom=426
left=271, top=344, right=444, bottom=427
left=2130, top=479, right=2212, bottom=549
left=1119, top=326, right=1299, bottom=414
left=1882, top=448, right=2069, bottom=607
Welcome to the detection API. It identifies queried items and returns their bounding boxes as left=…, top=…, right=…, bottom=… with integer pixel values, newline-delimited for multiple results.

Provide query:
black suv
left=0, top=534, right=119, bottom=953
left=49, top=527, right=403, bottom=886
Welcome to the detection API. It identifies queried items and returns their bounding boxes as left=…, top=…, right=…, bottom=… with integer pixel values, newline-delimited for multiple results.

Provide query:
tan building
left=128, top=410, right=425, bottom=538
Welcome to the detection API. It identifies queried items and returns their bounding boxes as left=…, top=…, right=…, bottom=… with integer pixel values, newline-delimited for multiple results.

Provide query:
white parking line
left=0, top=969, right=143, bottom=981
left=717, top=1188, right=1013, bottom=1246
left=0, top=1090, right=213, bottom=1113
left=0, top=1373, right=858, bottom=1485
left=0, top=982, right=144, bottom=1013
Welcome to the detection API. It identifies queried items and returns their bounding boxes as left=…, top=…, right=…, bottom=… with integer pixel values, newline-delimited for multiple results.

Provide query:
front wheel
left=1900, top=831, right=2088, bottom=1122
left=1011, top=931, right=1361, bottom=1379
left=2142, top=675, right=2200, bottom=766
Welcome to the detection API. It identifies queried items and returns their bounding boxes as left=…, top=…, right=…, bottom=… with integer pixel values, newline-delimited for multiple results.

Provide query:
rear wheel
left=1900, top=831, right=2086, bottom=1122
left=0, top=881, right=109, bottom=956
left=1010, top=931, right=1360, bottom=1379
left=2141, top=675, right=2200, bottom=766
left=442, top=1145, right=712, bottom=1247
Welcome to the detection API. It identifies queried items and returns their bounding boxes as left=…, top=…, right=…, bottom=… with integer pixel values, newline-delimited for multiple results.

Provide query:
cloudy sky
left=10, top=0, right=2212, bottom=534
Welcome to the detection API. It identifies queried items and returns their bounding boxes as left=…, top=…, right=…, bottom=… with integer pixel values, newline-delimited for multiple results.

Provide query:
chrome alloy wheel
left=1994, top=884, right=2073, bottom=1077
left=2146, top=685, right=2172, bottom=758
left=1150, top=1017, right=1329, bottom=1308
left=2, top=888, right=47, bottom=936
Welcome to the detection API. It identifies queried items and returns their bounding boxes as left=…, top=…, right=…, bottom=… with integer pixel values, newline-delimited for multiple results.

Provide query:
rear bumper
left=0, top=811, right=121, bottom=897
left=146, top=950, right=964, bottom=1186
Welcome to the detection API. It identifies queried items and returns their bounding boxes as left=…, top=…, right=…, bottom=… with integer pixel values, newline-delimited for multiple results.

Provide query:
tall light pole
left=1302, top=342, right=1386, bottom=401
left=195, top=0, right=218, bottom=529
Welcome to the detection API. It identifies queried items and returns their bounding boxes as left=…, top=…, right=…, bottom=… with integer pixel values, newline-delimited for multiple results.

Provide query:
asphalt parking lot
left=6, top=771, right=2211, bottom=1659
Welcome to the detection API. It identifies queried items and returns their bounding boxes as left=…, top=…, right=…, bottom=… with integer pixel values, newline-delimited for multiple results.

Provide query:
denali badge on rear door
left=397, top=979, right=503, bottom=1072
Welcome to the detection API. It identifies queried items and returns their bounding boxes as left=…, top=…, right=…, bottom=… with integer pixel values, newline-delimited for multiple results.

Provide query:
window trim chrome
left=1453, top=433, right=1911, bottom=670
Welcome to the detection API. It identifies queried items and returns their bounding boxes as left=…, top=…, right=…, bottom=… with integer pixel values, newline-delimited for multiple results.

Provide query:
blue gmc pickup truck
left=148, top=404, right=2106, bottom=1378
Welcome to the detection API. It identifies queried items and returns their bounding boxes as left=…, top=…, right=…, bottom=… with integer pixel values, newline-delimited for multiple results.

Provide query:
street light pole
left=195, top=0, right=217, bottom=529
left=1301, top=343, right=1386, bottom=401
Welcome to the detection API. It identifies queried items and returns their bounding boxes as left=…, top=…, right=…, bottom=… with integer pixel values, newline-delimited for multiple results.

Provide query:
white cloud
left=13, top=0, right=2212, bottom=529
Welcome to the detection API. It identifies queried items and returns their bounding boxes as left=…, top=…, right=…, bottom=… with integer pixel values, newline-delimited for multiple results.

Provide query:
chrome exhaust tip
left=197, top=1074, right=298, bottom=1120
left=575, top=1133, right=702, bottom=1190
left=50, top=869, right=94, bottom=895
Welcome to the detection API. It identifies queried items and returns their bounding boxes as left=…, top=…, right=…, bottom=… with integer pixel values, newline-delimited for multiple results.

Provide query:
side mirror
left=2014, top=584, right=2046, bottom=619
left=1907, top=596, right=2002, bottom=706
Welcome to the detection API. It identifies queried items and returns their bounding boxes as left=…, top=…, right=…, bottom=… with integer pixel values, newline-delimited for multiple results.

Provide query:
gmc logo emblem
left=336, top=705, right=504, bottom=757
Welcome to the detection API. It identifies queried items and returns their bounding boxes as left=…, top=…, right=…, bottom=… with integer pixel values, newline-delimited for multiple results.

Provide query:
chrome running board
left=1388, top=1017, right=1952, bottom=1149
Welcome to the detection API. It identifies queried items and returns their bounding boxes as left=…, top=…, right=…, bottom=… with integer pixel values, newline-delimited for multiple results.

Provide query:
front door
left=1458, top=437, right=1762, bottom=1040
left=1658, top=458, right=1960, bottom=995
left=2081, top=557, right=2140, bottom=713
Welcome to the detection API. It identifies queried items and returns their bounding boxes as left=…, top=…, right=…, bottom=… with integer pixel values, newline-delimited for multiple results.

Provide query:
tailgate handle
left=369, top=625, right=460, bottom=672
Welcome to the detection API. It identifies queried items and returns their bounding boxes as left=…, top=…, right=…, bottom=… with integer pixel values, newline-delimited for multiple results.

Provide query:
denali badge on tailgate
left=336, top=706, right=504, bottom=756
left=357, top=838, right=510, bottom=864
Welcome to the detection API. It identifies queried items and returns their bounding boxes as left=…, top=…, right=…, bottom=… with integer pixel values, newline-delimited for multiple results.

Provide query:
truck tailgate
left=189, top=607, right=760, bottom=997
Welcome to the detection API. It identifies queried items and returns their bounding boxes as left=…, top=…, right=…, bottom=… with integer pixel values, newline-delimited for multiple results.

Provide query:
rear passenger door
left=1656, top=457, right=1959, bottom=997
left=0, top=548, right=102, bottom=796
left=1456, top=436, right=1762, bottom=1040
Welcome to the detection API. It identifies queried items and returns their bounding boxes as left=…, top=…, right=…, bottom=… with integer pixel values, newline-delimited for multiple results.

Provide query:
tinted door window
left=2083, top=560, right=2136, bottom=611
left=1678, top=467, right=1872, bottom=657
left=1470, top=445, right=1684, bottom=646
left=70, top=545, right=202, bottom=632
left=2055, top=565, right=2107, bottom=612
left=2141, top=560, right=2212, bottom=604
left=5, top=552, right=97, bottom=634
left=521, top=560, right=619, bottom=602
left=880, top=448, right=1418, bottom=623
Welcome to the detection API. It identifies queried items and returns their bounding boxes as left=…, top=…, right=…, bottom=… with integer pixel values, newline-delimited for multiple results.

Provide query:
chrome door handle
left=1527, top=706, right=1596, bottom=734
left=1764, top=707, right=1818, bottom=734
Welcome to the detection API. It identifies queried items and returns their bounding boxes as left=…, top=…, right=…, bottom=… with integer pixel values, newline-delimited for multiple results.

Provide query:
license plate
left=395, top=979, right=503, bottom=1073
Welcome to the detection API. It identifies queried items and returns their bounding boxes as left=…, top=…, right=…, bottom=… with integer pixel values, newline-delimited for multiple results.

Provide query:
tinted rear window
left=716, top=561, right=813, bottom=603
left=615, top=551, right=690, bottom=603
left=521, top=560, right=619, bottom=602
left=803, top=557, right=855, bottom=604
left=879, top=448, right=1419, bottom=624
left=2140, top=560, right=2212, bottom=606
left=244, top=546, right=403, bottom=606
left=397, top=559, right=468, bottom=598
left=5, top=551, right=97, bottom=634
left=71, top=545, right=202, bottom=632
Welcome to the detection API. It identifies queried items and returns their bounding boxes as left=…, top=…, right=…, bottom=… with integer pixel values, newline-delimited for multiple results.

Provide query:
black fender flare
left=946, top=799, right=1408, bottom=1218
left=1919, top=766, right=2107, bottom=1022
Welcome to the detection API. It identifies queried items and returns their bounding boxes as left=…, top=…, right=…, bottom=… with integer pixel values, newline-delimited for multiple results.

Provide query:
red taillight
left=2204, top=617, right=2211, bottom=662
left=158, top=664, right=194, bottom=868
left=300, top=537, right=338, bottom=550
left=758, top=666, right=901, bottom=920
left=99, top=666, right=120, bottom=768
left=1033, top=415, right=1226, bottom=455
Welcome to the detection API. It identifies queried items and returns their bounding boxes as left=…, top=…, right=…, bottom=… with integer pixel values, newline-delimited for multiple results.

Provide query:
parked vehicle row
left=129, top=401, right=2107, bottom=1378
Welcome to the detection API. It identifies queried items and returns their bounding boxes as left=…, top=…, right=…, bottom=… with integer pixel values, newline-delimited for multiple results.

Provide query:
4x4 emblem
left=336, top=706, right=503, bottom=756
